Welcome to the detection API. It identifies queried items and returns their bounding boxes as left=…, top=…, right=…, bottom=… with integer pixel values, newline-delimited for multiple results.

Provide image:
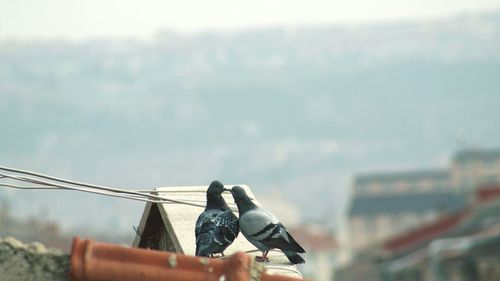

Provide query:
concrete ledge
left=0, top=236, right=69, bottom=281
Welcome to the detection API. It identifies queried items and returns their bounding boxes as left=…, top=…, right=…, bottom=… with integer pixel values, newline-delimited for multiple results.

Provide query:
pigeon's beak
left=223, top=188, right=232, bottom=193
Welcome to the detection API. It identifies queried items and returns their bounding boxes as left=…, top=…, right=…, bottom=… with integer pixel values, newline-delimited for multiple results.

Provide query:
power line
left=0, top=165, right=208, bottom=208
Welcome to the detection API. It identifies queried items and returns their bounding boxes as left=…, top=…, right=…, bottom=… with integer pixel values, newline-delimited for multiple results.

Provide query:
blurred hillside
left=0, top=199, right=130, bottom=252
left=1, top=11, right=500, bottom=240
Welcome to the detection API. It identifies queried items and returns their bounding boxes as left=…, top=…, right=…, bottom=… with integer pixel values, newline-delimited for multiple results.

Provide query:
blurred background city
left=1, top=1, right=500, bottom=280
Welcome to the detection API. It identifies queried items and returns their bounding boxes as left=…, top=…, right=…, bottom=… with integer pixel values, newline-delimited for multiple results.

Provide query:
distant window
left=367, top=183, right=384, bottom=194
left=364, top=217, right=375, bottom=233
left=377, top=182, right=390, bottom=192
left=437, top=179, right=449, bottom=190
left=419, top=179, right=434, bottom=191
left=355, top=184, right=365, bottom=193
left=395, top=181, right=409, bottom=192
left=409, top=180, right=418, bottom=190
left=351, top=217, right=364, bottom=236
left=483, top=175, right=499, bottom=184
left=460, top=175, right=474, bottom=189
left=376, top=214, right=392, bottom=238
left=487, top=158, right=500, bottom=170
left=460, top=160, right=471, bottom=170
left=404, top=213, right=419, bottom=229
left=423, top=211, right=438, bottom=222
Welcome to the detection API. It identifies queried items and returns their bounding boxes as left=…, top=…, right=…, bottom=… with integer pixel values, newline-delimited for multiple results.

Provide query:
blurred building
left=382, top=183, right=500, bottom=281
left=451, top=148, right=500, bottom=195
left=348, top=169, right=465, bottom=252
left=289, top=224, right=337, bottom=281
left=259, top=192, right=339, bottom=281
left=337, top=183, right=500, bottom=281
left=346, top=148, right=500, bottom=256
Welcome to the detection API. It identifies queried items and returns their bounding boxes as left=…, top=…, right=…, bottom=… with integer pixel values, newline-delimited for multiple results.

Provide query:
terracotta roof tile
left=383, top=210, right=468, bottom=254
left=70, top=237, right=310, bottom=281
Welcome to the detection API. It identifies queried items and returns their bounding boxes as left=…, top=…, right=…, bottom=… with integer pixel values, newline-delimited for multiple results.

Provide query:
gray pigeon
left=195, top=180, right=239, bottom=257
left=229, top=186, right=305, bottom=264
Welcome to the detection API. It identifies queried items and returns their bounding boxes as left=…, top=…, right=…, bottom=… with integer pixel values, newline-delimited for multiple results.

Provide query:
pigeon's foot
left=255, top=256, right=270, bottom=262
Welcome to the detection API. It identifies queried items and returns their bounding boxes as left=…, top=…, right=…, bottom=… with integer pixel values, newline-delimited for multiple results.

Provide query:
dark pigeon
left=195, top=180, right=239, bottom=257
left=229, top=186, right=306, bottom=264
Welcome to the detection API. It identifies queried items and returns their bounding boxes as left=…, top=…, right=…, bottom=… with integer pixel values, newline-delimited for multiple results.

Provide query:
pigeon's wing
left=212, top=210, right=239, bottom=246
left=195, top=210, right=239, bottom=256
left=195, top=211, right=218, bottom=256
left=259, top=223, right=305, bottom=253
left=241, top=209, right=304, bottom=252
left=240, top=209, right=279, bottom=237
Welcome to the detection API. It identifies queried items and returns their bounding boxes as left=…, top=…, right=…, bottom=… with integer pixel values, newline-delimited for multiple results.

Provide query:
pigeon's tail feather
left=289, top=240, right=306, bottom=253
left=195, top=243, right=211, bottom=257
left=285, top=231, right=306, bottom=253
left=284, top=251, right=305, bottom=264
left=195, top=246, right=204, bottom=257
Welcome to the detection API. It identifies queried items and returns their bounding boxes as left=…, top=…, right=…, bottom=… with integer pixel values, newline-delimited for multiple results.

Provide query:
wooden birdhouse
left=132, top=184, right=303, bottom=278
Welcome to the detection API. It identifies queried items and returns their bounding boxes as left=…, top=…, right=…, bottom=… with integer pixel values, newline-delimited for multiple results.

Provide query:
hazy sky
left=1, top=0, right=500, bottom=40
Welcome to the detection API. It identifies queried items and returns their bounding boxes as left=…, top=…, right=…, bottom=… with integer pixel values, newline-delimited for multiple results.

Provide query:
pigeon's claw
left=255, top=251, right=270, bottom=262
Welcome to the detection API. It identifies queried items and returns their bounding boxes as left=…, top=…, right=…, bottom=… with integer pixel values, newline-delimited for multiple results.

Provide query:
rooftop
left=349, top=191, right=466, bottom=216
left=383, top=209, right=467, bottom=254
left=354, top=169, right=449, bottom=186
left=383, top=184, right=500, bottom=255
left=453, top=148, right=500, bottom=162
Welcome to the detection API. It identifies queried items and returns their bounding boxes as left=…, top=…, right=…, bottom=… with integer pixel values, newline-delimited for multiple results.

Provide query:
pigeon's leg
left=262, top=250, right=269, bottom=260
left=220, top=252, right=225, bottom=257
left=255, top=251, right=270, bottom=262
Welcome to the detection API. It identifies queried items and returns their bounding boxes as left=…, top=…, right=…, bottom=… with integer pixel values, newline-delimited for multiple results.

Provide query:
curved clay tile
left=70, top=237, right=310, bottom=281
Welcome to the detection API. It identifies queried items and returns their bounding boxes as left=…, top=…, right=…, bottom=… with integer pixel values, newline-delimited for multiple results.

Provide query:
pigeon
left=229, top=186, right=305, bottom=264
left=195, top=180, right=239, bottom=257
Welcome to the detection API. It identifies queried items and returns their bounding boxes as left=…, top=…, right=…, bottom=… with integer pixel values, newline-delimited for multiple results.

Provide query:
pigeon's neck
left=236, top=197, right=258, bottom=215
left=206, top=193, right=230, bottom=211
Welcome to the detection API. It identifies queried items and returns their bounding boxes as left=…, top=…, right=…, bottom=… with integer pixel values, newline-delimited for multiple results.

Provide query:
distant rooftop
left=383, top=185, right=500, bottom=255
left=349, top=191, right=466, bottom=216
left=354, top=169, right=449, bottom=186
left=383, top=210, right=467, bottom=254
left=453, top=148, right=500, bottom=162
